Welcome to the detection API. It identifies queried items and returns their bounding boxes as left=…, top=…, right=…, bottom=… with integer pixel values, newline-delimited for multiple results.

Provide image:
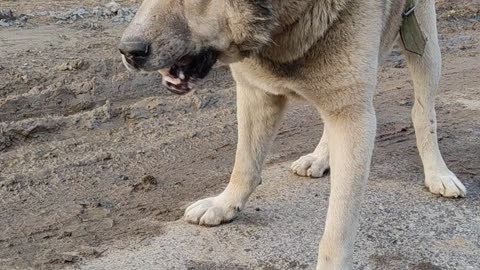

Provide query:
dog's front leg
left=316, top=105, right=376, bottom=270
left=184, top=81, right=286, bottom=226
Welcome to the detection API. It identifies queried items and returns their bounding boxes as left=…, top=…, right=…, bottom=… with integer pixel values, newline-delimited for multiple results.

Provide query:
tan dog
left=120, top=0, right=466, bottom=269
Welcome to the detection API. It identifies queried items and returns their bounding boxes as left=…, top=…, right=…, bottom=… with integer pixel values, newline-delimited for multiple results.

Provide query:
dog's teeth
left=158, top=69, right=169, bottom=76
left=159, top=69, right=182, bottom=85
left=179, top=71, right=186, bottom=80
left=164, top=75, right=182, bottom=85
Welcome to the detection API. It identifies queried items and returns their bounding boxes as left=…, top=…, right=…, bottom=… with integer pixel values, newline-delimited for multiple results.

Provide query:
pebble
left=105, top=1, right=122, bottom=13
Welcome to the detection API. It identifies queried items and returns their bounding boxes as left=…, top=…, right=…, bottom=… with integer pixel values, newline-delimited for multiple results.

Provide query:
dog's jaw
left=158, top=48, right=220, bottom=95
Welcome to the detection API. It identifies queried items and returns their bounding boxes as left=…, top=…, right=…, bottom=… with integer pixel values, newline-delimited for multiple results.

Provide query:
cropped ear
left=225, top=0, right=277, bottom=52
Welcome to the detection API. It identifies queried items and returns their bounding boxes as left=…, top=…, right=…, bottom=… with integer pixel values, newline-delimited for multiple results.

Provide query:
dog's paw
left=184, top=195, right=241, bottom=226
left=425, top=171, right=466, bottom=198
left=291, top=153, right=330, bottom=178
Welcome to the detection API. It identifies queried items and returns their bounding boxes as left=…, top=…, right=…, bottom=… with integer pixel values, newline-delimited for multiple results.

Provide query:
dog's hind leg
left=399, top=0, right=466, bottom=197
left=291, top=126, right=330, bottom=178
left=184, top=78, right=286, bottom=226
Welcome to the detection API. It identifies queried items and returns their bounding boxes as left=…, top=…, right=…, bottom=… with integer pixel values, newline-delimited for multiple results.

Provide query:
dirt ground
left=0, top=1, right=479, bottom=270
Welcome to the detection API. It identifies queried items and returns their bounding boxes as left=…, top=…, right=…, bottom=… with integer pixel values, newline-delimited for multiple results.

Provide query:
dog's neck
left=260, top=0, right=350, bottom=63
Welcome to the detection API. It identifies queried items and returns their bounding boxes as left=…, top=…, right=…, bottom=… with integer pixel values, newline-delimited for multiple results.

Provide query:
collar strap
left=403, top=0, right=416, bottom=17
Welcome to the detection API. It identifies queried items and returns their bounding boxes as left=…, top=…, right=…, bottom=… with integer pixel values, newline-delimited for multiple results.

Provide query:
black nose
left=119, top=42, right=150, bottom=58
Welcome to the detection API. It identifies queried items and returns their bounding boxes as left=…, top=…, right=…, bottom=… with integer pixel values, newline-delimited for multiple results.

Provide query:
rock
left=142, top=175, right=157, bottom=186
left=392, top=58, right=405, bottom=68
left=0, top=10, right=24, bottom=27
left=130, top=175, right=158, bottom=192
left=35, top=11, right=50, bottom=17
left=112, top=8, right=136, bottom=23
left=72, top=8, right=89, bottom=19
left=18, top=15, right=28, bottom=24
left=0, top=10, right=15, bottom=21
left=55, top=60, right=86, bottom=71
left=397, top=99, right=413, bottom=107
left=105, top=1, right=122, bottom=13
left=0, top=20, right=10, bottom=27
left=54, top=7, right=89, bottom=22
left=58, top=252, right=80, bottom=263
left=73, top=151, right=112, bottom=166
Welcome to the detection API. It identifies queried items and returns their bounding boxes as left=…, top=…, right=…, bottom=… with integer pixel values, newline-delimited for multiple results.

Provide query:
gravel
left=53, top=1, right=137, bottom=24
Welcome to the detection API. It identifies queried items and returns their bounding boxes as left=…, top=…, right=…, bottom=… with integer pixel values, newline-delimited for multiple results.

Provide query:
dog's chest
left=230, top=60, right=305, bottom=98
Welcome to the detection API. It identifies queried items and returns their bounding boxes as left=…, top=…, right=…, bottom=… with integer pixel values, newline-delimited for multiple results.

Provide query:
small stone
left=398, top=99, right=413, bottom=106
left=58, top=231, right=73, bottom=239
left=142, top=175, right=157, bottom=186
left=56, top=63, right=70, bottom=71
left=130, top=175, right=158, bottom=192
left=18, top=15, right=28, bottom=23
left=36, top=11, right=49, bottom=17
left=59, top=252, right=80, bottom=263
left=106, top=1, right=122, bottom=13
left=72, top=8, right=89, bottom=18
left=55, top=60, right=85, bottom=71
left=0, top=21, right=10, bottom=27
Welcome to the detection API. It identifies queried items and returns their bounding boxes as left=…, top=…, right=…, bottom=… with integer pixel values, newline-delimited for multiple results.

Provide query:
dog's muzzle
left=119, top=41, right=219, bottom=95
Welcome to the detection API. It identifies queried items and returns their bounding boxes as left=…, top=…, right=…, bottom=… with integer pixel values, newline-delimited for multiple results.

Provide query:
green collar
left=400, top=0, right=427, bottom=56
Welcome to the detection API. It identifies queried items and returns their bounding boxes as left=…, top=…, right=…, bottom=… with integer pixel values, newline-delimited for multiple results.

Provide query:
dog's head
left=119, top=0, right=276, bottom=95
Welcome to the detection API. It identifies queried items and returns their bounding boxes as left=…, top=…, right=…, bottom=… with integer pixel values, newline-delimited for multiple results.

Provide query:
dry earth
left=0, top=1, right=479, bottom=270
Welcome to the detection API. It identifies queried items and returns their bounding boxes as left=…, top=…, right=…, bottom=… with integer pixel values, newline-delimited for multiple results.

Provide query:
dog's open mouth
left=159, top=49, right=219, bottom=95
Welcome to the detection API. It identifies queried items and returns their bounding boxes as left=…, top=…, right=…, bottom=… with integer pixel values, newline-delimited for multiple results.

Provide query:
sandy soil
left=0, top=1, right=479, bottom=270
